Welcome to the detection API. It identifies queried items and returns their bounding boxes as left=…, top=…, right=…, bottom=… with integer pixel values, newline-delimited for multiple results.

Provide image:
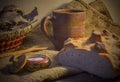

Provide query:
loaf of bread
left=58, top=30, right=120, bottom=78
left=58, top=46, right=115, bottom=79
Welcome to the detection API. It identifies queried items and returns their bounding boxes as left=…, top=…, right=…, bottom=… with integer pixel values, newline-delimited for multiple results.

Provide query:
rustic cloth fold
left=0, top=50, right=82, bottom=82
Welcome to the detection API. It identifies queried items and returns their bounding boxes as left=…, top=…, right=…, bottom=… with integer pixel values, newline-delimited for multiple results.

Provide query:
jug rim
left=53, top=9, right=85, bottom=14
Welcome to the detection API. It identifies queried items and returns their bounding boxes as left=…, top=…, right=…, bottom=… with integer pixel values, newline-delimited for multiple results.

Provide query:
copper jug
left=41, top=9, right=86, bottom=50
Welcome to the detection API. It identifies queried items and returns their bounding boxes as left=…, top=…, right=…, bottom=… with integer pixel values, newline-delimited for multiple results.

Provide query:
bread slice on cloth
left=58, top=46, right=115, bottom=79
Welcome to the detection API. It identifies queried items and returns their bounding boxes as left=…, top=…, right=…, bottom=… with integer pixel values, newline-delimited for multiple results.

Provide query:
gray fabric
left=58, top=47, right=115, bottom=79
left=0, top=0, right=120, bottom=82
left=55, top=73, right=111, bottom=82
left=0, top=50, right=82, bottom=82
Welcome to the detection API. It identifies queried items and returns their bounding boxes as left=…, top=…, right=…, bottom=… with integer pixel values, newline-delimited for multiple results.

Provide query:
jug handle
left=41, top=16, right=56, bottom=44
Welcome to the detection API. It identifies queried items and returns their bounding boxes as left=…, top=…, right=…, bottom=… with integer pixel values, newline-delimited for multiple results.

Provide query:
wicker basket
left=0, top=23, right=37, bottom=52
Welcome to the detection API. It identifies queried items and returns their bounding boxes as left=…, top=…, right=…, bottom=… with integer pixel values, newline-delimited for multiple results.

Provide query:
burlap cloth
left=0, top=0, right=120, bottom=82
left=0, top=50, right=84, bottom=82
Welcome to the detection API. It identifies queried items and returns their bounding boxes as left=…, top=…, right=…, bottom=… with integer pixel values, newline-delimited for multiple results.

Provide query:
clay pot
left=41, top=9, right=86, bottom=50
left=88, top=30, right=102, bottom=43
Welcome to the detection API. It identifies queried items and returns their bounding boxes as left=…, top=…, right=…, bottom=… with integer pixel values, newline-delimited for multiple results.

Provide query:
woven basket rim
left=0, top=23, right=35, bottom=41
left=0, top=24, right=31, bottom=34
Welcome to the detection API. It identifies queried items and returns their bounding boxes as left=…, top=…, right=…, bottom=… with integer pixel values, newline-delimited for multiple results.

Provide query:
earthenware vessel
left=41, top=9, right=86, bottom=50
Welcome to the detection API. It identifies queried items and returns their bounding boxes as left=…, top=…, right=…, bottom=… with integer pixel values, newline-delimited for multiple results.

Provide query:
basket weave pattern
left=0, top=36, right=25, bottom=52
left=0, top=25, right=33, bottom=52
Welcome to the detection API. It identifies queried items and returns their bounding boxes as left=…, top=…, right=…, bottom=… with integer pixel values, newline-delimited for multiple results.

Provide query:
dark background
left=0, top=0, right=120, bottom=25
